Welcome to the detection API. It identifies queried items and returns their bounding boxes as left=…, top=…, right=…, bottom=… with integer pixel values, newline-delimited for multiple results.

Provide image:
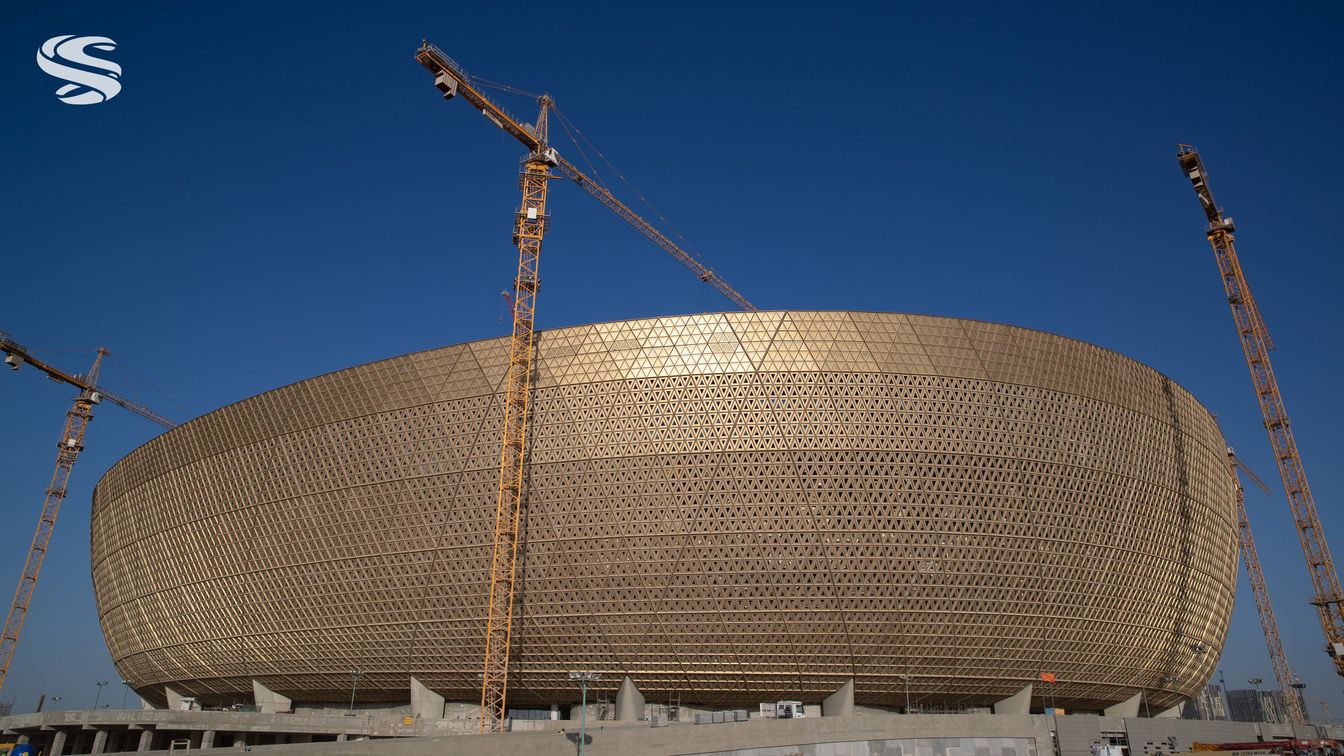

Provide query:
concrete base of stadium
left=5, top=708, right=1344, bottom=756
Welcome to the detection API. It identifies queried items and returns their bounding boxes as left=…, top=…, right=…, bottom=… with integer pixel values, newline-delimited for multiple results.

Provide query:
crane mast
left=416, top=40, right=755, bottom=732
left=477, top=104, right=554, bottom=734
left=0, top=335, right=175, bottom=693
left=1229, top=451, right=1306, bottom=724
left=1177, top=145, right=1344, bottom=676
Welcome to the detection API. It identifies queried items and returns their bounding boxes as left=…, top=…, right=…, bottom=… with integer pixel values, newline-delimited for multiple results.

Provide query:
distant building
left=1226, top=689, right=1288, bottom=723
left=1183, top=683, right=1228, bottom=720
left=0, top=700, right=11, bottom=717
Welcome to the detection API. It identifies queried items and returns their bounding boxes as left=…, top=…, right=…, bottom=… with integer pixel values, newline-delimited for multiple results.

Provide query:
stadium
left=90, top=311, right=1237, bottom=715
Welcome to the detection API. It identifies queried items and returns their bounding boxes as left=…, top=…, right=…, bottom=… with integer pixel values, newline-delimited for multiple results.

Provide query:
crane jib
left=418, top=39, right=753, bottom=313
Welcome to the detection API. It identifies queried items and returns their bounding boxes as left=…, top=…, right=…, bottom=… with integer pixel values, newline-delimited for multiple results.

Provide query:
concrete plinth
left=1157, top=703, right=1183, bottom=719
left=1104, top=693, right=1142, bottom=718
left=992, top=685, right=1033, bottom=716
left=823, top=678, right=856, bottom=717
left=252, top=679, right=292, bottom=714
left=410, top=677, right=445, bottom=721
left=164, top=686, right=190, bottom=711
left=616, top=676, right=645, bottom=721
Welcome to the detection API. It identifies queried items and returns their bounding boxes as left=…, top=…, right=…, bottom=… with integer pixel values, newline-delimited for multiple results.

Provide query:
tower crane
left=1177, top=145, right=1344, bottom=677
left=1229, top=450, right=1306, bottom=724
left=414, top=40, right=755, bottom=733
left=0, top=333, right=176, bottom=693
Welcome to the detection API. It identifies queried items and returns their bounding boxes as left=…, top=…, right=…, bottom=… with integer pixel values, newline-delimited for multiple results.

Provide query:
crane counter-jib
left=416, top=43, right=541, bottom=152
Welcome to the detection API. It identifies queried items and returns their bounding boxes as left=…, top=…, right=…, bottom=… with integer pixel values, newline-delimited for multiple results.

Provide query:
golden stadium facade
left=91, top=312, right=1236, bottom=713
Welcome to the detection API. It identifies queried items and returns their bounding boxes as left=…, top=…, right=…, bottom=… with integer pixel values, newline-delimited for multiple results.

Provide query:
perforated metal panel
left=91, top=312, right=1236, bottom=712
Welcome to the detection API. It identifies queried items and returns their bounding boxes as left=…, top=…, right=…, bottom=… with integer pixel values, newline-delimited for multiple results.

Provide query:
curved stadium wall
left=91, top=312, right=1237, bottom=712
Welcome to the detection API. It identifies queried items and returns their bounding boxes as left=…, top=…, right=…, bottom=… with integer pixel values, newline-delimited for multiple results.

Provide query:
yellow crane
left=415, top=41, right=754, bottom=732
left=0, top=333, right=176, bottom=693
left=1177, top=146, right=1344, bottom=677
left=1229, top=450, right=1306, bottom=724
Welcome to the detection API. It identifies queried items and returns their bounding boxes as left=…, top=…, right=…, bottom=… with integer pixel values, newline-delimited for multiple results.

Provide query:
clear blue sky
left=2, top=1, right=1342, bottom=717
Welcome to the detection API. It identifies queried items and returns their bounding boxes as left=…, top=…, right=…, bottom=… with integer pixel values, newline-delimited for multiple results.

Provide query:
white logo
left=37, top=35, right=121, bottom=105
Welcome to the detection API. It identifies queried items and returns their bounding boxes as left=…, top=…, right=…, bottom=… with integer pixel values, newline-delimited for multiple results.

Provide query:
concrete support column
left=92, top=729, right=108, bottom=754
left=615, top=676, right=645, bottom=721
left=1156, top=703, right=1183, bottom=719
left=202, top=729, right=215, bottom=749
left=16, top=735, right=29, bottom=745
left=550, top=703, right=560, bottom=720
left=823, top=678, right=856, bottom=717
left=50, top=730, right=67, bottom=756
left=138, top=729, right=153, bottom=751
left=1104, top=693, right=1142, bottom=718
left=993, top=684, right=1033, bottom=715
left=336, top=733, right=348, bottom=742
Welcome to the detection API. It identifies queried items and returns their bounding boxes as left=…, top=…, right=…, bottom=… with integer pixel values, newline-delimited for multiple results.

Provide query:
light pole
left=1219, top=669, right=1231, bottom=721
left=120, top=680, right=133, bottom=709
left=897, top=674, right=912, bottom=714
left=93, top=681, right=109, bottom=711
left=1291, top=676, right=1306, bottom=724
left=569, top=671, right=601, bottom=756
left=1249, top=678, right=1264, bottom=722
left=347, top=669, right=364, bottom=715
left=50, top=696, right=62, bottom=711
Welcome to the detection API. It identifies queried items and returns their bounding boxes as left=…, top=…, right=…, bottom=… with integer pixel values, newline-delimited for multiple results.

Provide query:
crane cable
left=549, top=103, right=719, bottom=275
left=471, top=76, right=542, bottom=100
left=472, top=78, right=730, bottom=301
left=106, top=353, right=190, bottom=418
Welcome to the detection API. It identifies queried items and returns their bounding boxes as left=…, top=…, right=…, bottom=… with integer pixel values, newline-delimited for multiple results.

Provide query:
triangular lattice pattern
left=90, top=312, right=1236, bottom=712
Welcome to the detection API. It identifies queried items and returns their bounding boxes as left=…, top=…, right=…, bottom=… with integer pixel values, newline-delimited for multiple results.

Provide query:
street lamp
left=347, top=669, right=364, bottom=715
left=569, top=671, right=601, bottom=756
left=120, top=680, right=133, bottom=709
left=1249, top=678, right=1264, bottom=722
left=50, top=696, right=62, bottom=711
left=896, top=674, right=913, bottom=714
left=93, top=681, right=109, bottom=711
